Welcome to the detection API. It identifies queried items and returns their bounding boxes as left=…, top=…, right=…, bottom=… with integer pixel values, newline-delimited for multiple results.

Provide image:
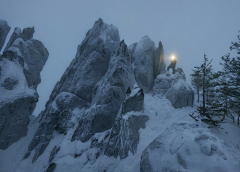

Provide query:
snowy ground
left=0, top=93, right=239, bottom=172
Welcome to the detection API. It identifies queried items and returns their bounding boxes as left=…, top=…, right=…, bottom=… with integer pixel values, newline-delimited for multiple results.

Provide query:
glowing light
left=172, top=56, right=175, bottom=60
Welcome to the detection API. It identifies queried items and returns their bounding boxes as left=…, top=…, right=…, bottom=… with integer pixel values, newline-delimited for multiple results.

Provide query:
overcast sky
left=1, top=0, right=240, bottom=116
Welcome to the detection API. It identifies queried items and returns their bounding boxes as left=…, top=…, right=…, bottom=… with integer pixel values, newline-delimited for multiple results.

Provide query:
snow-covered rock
left=24, top=19, right=122, bottom=162
left=140, top=121, right=240, bottom=172
left=72, top=39, right=132, bottom=142
left=153, top=68, right=194, bottom=108
left=153, top=41, right=165, bottom=78
left=20, top=27, right=34, bottom=41
left=122, top=87, right=144, bottom=114
left=105, top=114, right=149, bottom=159
left=0, top=20, right=11, bottom=51
left=131, top=36, right=165, bottom=93
left=4, top=27, right=21, bottom=51
left=0, top=24, right=48, bottom=150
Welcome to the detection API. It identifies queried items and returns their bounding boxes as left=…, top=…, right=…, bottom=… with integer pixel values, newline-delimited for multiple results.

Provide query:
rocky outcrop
left=46, top=18, right=120, bottom=106
left=72, top=39, right=131, bottom=142
left=12, top=37, right=49, bottom=88
left=24, top=19, right=122, bottom=162
left=153, top=41, right=165, bottom=78
left=131, top=36, right=165, bottom=93
left=122, top=87, right=144, bottom=114
left=140, top=122, right=239, bottom=172
left=4, top=27, right=21, bottom=51
left=21, top=27, right=34, bottom=41
left=105, top=114, right=149, bottom=159
left=104, top=87, right=147, bottom=159
left=0, top=20, right=11, bottom=52
left=0, top=24, right=48, bottom=150
left=153, top=68, right=194, bottom=108
left=0, top=96, right=37, bottom=150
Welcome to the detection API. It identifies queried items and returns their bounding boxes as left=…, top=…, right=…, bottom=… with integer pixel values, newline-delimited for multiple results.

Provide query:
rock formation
left=140, top=122, right=239, bottom=172
left=24, top=18, right=123, bottom=162
left=4, top=27, right=21, bottom=51
left=0, top=24, right=48, bottom=150
left=0, top=18, right=199, bottom=172
left=153, top=68, right=194, bottom=108
left=0, top=20, right=11, bottom=52
left=130, top=36, right=165, bottom=93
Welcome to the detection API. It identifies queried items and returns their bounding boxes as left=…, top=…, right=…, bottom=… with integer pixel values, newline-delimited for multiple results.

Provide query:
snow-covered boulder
left=0, top=24, right=48, bottom=150
left=131, top=36, right=165, bottom=93
left=140, top=121, right=240, bottom=172
left=153, top=68, right=194, bottom=108
left=0, top=20, right=11, bottom=51
left=72, top=40, right=131, bottom=142
left=4, top=27, right=21, bottom=51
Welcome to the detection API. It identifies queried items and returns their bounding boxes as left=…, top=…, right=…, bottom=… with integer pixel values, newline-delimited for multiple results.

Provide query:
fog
left=1, top=0, right=240, bottom=116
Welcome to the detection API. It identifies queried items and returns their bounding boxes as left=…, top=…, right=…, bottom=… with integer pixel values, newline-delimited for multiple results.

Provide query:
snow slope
left=0, top=93, right=240, bottom=171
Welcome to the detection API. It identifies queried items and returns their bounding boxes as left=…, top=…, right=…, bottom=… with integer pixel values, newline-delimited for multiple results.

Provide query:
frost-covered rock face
left=104, top=87, right=148, bottom=159
left=24, top=19, right=122, bottom=162
left=0, top=24, right=48, bottom=150
left=0, top=20, right=11, bottom=52
left=140, top=122, right=240, bottom=172
left=131, top=36, right=165, bottom=93
left=72, top=40, right=131, bottom=142
left=122, top=87, right=144, bottom=114
left=47, top=18, right=120, bottom=105
left=153, top=68, right=194, bottom=108
left=105, top=114, right=149, bottom=159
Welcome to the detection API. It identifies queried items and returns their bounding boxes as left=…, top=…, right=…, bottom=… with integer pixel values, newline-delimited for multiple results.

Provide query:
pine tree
left=221, top=31, right=240, bottom=124
left=190, top=67, right=202, bottom=103
left=197, top=53, right=213, bottom=119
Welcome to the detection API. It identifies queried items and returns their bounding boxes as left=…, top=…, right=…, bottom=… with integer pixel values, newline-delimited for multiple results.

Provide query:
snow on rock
left=23, top=19, right=122, bottom=163
left=0, top=51, right=37, bottom=150
left=140, top=121, right=240, bottom=172
left=122, top=87, right=144, bottom=114
left=23, top=92, right=87, bottom=162
left=0, top=20, right=11, bottom=52
left=46, top=18, right=120, bottom=107
left=153, top=68, right=194, bottom=108
left=105, top=114, right=149, bottom=159
left=4, top=27, right=21, bottom=51
left=0, top=23, right=48, bottom=150
left=71, top=39, right=131, bottom=142
left=132, top=36, right=165, bottom=93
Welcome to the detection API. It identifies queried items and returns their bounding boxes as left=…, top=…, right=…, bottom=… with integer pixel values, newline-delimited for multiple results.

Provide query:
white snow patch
left=0, top=58, right=35, bottom=105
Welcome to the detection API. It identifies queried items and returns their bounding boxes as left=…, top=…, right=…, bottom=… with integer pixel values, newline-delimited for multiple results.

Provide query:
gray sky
left=1, top=0, right=240, bottom=116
